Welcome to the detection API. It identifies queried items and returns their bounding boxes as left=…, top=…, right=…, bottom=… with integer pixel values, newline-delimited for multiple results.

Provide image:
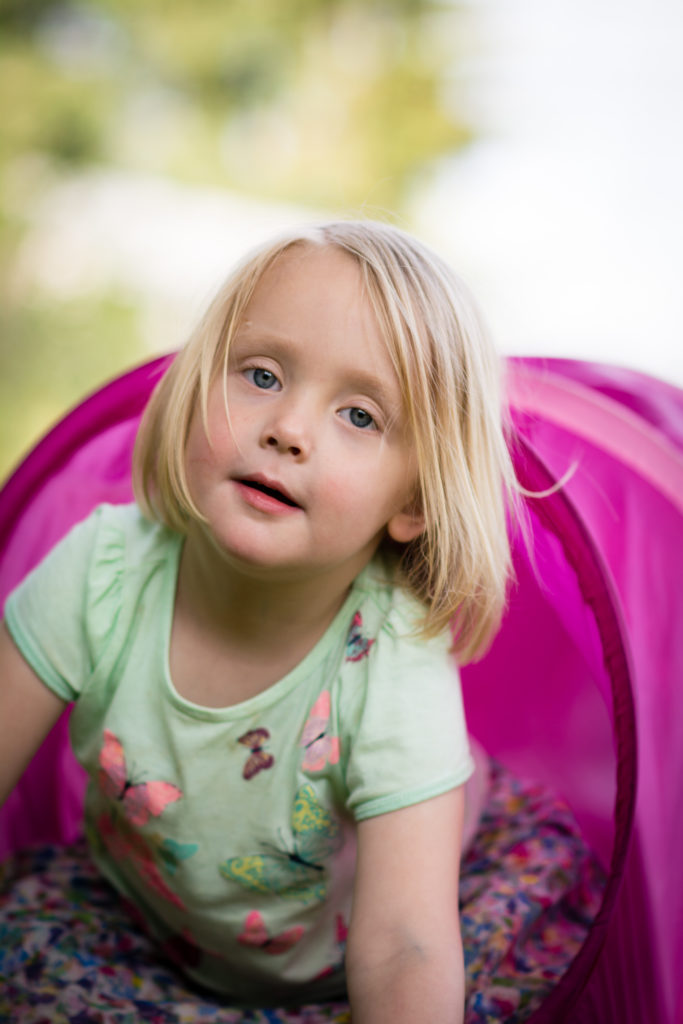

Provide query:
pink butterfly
left=315, top=913, right=348, bottom=979
left=238, top=910, right=304, bottom=955
left=238, top=728, right=274, bottom=780
left=96, top=812, right=187, bottom=910
left=345, top=611, right=374, bottom=662
left=299, top=691, right=340, bottom=772
left=137, top=857, right=187, bottom=910
left=98, top=728, right=183, bottom=826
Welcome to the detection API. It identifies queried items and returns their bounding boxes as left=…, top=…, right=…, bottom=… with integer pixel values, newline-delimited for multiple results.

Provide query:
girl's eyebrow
left=232, top=324, right=288, bottom=352
left=237, top=321, right=289, bottom=342
left=343, top=368, right=401, bottom=416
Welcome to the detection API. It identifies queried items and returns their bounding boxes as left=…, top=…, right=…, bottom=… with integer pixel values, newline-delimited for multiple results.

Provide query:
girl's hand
left=346, top=786, right=466, bottom=1024
left=0, top=621, right=67, bottom=807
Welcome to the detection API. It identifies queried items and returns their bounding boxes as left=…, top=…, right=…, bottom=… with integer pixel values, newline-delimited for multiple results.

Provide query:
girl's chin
left=197, top=542, right=358, bottom=592
left=188, top=518, right=378, bottom=586
left=199, top=534, right=315, bottom=580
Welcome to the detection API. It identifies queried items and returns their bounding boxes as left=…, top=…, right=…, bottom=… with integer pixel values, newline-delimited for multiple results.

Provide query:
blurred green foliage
left=0, top=0, right=472, bottom=479
left=0, top=295, right=142, bottom=478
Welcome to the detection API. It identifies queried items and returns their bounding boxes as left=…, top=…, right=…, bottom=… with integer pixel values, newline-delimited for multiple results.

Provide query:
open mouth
left=239, top=479, right=300, bottom=509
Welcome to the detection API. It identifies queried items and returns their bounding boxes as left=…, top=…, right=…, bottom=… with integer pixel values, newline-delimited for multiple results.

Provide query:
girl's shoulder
left=92, top=500, right=176, bottom=547
left=335, top=563, right=470, bottom=824
left=7, top=502, right=180, bottom=656
left=3, top=503, right=181, bottom=703
left=351, top=557, right=451, bottom=659
left=84, top=501, right=181, bottom=617
left=336, top=560, right=457, bottom=728
left=71, top=501, right=180, bottom=578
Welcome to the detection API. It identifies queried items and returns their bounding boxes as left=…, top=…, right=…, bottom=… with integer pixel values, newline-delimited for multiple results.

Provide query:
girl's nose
left=260, top=404, right=311, bottom=458
left=264, top=432, right=303, bottom=457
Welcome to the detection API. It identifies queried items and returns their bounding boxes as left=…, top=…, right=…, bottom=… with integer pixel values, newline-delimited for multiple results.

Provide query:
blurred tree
left=0, top=295, right=142, bottom=478
left=0, top=0, right=470, bottom=207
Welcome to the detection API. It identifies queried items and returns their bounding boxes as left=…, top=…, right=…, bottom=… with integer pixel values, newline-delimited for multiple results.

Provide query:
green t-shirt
left=5, top=503, right=473, bottom=1005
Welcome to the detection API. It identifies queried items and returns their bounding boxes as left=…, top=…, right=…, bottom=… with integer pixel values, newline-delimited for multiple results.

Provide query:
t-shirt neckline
left=159, top=533, right=370, bottom=721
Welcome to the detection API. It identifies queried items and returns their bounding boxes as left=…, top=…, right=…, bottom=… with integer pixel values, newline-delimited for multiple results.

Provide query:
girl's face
left=184, top=245, right=423, bottom=588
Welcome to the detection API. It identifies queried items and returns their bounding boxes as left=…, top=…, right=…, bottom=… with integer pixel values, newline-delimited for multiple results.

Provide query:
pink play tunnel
left=1, top=355, right=681, bottom=1023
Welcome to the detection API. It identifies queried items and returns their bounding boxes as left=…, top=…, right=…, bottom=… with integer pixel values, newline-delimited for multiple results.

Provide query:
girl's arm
left=346, top=786, right=466, bottom=1024
left=0, top=621, right=68, bottom=807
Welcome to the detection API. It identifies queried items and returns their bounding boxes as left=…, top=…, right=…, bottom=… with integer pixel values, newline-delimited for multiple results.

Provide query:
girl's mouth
left=236, top=478, right=301, bottom=510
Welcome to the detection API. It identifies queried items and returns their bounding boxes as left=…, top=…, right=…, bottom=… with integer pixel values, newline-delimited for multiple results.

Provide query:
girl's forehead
left=241, top=246, right=381, bottom=347
left=251, top=242, right=361, bottom=299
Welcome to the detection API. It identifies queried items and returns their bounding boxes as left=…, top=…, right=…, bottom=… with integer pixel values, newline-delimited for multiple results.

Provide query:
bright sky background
left=13, top=0, right=683, bottom=387
left=413, top=0, right=683, bottom=386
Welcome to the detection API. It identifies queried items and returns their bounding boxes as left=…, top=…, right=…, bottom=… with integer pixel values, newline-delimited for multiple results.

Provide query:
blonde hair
left=134, top=220, right=520, bottom=663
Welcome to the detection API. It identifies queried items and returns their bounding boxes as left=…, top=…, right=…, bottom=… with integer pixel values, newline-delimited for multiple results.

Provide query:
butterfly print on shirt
left=238, top=910, right=304, bottom=955
left=151, top=834, right=199, bottom=876
left=220, top=784, right=342, bottom=905
left=95, top=729, right=191, bottom=910
left=95, top=813, right=190, bottom=910
left=315, top=912, right=349, bottom=979
left=299, top=691, right=340, bottom=772
left=238, top=728, right=275, bottom=780
left=345, top=611, right=375, bottom=662
left=98, top=728, right=183, bottom=825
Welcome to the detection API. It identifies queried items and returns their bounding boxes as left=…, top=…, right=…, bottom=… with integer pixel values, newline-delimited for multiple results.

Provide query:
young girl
left=0, top=220, right=517, bottom=1022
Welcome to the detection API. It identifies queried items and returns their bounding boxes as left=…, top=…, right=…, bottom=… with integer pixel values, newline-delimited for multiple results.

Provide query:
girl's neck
left=176, top=522, right=366, bottom=652
left=169, top=525, right=370, bottom=708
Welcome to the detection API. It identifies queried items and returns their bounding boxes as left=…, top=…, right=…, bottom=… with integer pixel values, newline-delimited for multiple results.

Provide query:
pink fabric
left=506, top=362, right=683, bottom=1023
left=0, top=357, right=172, bottom=857
left=507, top=365, right=683, bottom=515
left=1, top=355, right=681, bottom=1023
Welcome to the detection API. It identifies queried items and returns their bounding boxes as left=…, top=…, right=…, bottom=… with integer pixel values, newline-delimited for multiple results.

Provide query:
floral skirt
left=0, top=761, right=605, bottom=1023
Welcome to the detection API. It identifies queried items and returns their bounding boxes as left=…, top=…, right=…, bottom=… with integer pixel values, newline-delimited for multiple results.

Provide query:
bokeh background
left=1, top=0, right=681, bottom=482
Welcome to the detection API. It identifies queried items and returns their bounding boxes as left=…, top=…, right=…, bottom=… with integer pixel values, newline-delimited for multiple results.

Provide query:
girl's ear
left=387, top=500, right=425, bottom=544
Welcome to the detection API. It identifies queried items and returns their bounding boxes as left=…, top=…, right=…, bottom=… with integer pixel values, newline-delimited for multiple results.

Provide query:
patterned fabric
left=0, top=760, right=605, bottom=1023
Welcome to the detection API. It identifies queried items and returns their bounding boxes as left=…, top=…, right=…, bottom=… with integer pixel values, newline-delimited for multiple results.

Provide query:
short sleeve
left=342, top=595, right=474, bottom=821
left=4, top=507, right=112, bottom=701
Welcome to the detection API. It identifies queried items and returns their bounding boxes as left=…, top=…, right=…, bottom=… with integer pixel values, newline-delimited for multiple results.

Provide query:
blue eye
left=342, top=407, right=376, bottom=430
left=247, top=368, right=280, bottom=390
